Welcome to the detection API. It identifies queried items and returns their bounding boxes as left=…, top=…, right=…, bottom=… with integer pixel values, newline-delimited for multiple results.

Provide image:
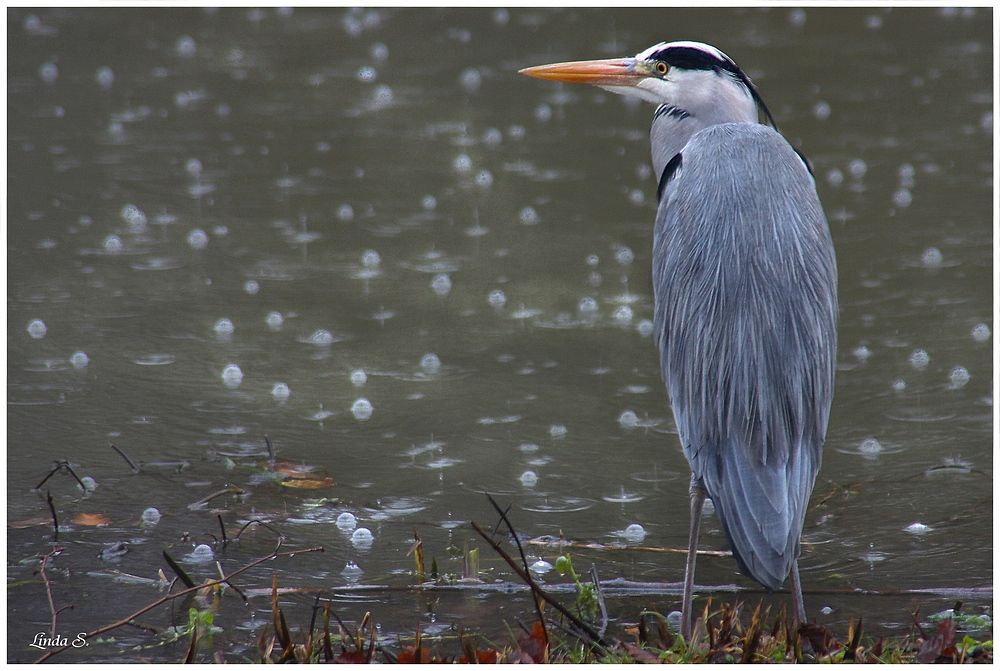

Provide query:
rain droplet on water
left=351, top=527, right=374, bottom=549
left=519, top=206, right=538, bottom=225
left=459, top=67, right=481, bottom=93
left=310, top=329, right=335, bottom=345
left=188, top=544, right=214, bottom=562
left=244, top=280, right=259, bottom=295
left=826, top=168, right=844, bottom=188
left=351, top=398, right=373, bottom=421
left=141, top=507, right=161, bottom=525
left=971, top=323, right=990, bottom=342
left=356, top=66, right=376, bottom=82
left=519, top=470, right=538, bottom=487
left=431, top=274, right=451, bottom=296
left=337, top=512, right=358, bottom=531
left=222, top=364, right=243, bottom=388
left=475, top=170, right=493, bottom=187
left=892, top=379, right=906, bottom=391
left=350, top=369, right=367, bottom=387
left=483, top=127, right=502, bottom=147
left=892, top=188, right=912, bottom=208
left=613, top=306, right=633, bottom=324
left=362, top=250, right=380, bottom=268
left=549, top=425, right=567, bottom=439
left=420, top=354, right=441, bottom=374
left=948, top=366, right=970, bottom=388
left=905, top=522, right=931, bottom=534
left=185, top=158, right=202, bottom=179
left=624, top=523, right=647, bottom=543
left=187, top=229, right=208, bottom=249
left=337, top=204, right=354, bottom=221
left=95, top=66, right=114, bottom=90
left=422, top=195, right=437, bottom=210
left=535, top=104, right=552, bottom=122
left=921, top=247, right=943, bottom=268
left=616, top=247, right=634, bottom=266
left=578, top=297, right=598, bottom=314
left=637, top=319, right=654, bottom=337
left=271, top=382, right=290, bottom=400
left=104, top=235, right=122, bottom=253
left=39, top=61, right=58, bottom=84
left=370, top=42, right=389, bottom=63
left=453, top=154, right=472, bottom=173
left=629, top=189, right=644, bottom=205
left=909, top=349, right=930, bottom=370
left=266, top=311, right=283, bottom=330
left=852, top=346, right=871, bottom=361
left=848, top=158, right=867, bottom=180
left=70, top=351, right=89, bottom=369
left=27, top=319, right=47, bottom=338
left=859, top=437, right=883, bottom=455
left=618, top=410, right=639, bottom=428
left=812, top=101, right=831, bottom=120
left=488, top=289, right=506, bottom=309
left=121, top=204, right=147, bottom=233
left=176, top=35, right=196, bottom=57
left=213, top=318, right=234, bottom=336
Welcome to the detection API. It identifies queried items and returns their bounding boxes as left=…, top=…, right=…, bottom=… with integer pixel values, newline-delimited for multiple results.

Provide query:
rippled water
left=7, top=7, right=992, bottom=661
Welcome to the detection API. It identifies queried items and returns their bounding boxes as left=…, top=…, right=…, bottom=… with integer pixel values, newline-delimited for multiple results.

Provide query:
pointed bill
left=518, top=58, right=643, bottom=87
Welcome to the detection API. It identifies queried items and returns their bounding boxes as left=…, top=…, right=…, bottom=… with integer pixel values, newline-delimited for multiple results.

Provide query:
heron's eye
left=655, top=61, right=669, bottom=76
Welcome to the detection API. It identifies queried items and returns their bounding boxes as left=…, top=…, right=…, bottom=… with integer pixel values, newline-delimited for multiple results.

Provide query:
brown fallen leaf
left=72, top=513, right=112, bottom=526
left=279, top=478, right=334, bottom=489
left=8, top=517, right=55, bottom=529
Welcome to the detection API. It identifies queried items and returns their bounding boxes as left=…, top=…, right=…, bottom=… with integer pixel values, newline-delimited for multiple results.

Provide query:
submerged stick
left=110, top=443, right=141, bottom=474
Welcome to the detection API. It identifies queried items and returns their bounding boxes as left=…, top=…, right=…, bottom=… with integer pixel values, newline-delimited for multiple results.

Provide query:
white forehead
left=634, top=41, right=733, bottom=65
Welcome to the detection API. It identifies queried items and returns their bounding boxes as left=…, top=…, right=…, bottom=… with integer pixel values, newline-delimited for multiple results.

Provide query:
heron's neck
left=649, top=75, right=758, bottom=179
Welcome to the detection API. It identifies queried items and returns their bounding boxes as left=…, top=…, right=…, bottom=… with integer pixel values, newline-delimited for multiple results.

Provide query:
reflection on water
left=7, top=7, right=992, bottom=661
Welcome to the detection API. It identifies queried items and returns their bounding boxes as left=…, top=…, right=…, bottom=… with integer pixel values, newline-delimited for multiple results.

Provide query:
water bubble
left=141, top=507, right=161, bottom=525
left=453, top=154, right=472, bottom=173
left=519, top=206, right=538, bottom=225
left=475, top=170, right=493, bottom=188
left=351, top=527, right=374, bottom=549
left=79, top=476, right=98, bottom=492
left=337, top=204, right=354, bottom=221
left=859, top=437, right=883, bottom=455
left=222, top=364, right=243, bottom=388
left=422, top=195, right=437, bottom=210
left=431, top=274, right=452, bottom=296
left=483, top=127, right=502, bottom=147
left=971, top=323, right=990, bottom=342
left=905, top=522, right=931, bottom=534
left=95, top=66, right=114, bottom=90
left=613, top=306, right=633, bottom=324
left=266, top=311, right=284, bottom=330
left=493, top=8, right=510, bottom=25
left=624, top=523, right=646, bottom=543
left=948, top=366, right=970, bottom=389
left=549, top=425, right=567, bottom=439
left=507, top=125, right=526, bottom=140
left=362, top=250, right=380, bottom=268
left=529, top=559, right=552, bottom=577
left=244, top=280, right=259, bottom=295
left=637, top=319, right=654, bottom=337
left=789, top=8, right=807, bottom=26
left=667, top=611, right=683, bottom=632
left=909, top=349, right=930, bottom=370
left=357, top=66, right=377, bottom=82
left=852, top=346, right=871, bottom=361
left=213, top=318, right=234, bottom=337
left=628, top=189, right=645, bottom=205
left=520, top=443, right=539, bottom=452
left=213, top=226, right=228, bottom=237
left=337, top=512, right=358, bottom=531
left=898, top=163, right=915, bottom=187
left=578, top=297, right=598, bottom=314
left=27, top=319, right=47, bottom=338
left=351, top=398, right=373, bottom=421
left=103, top=235, right=122, bottom=253
left=826, top=168, right=844, bottom=187
left=341, top=561, right=363, bottom=582
left=812, top=101, right=831, bottom=120
left=519, top=470, right=538, bottom=487
left=310, top=330, right=335, bottom=345
left=39, top=61, right=58, bottom=84
left=535, top=104, right=552, bottom=122
left=821, top=606, right=834, bottom=615
left=848, top=159, right=867, bottom=180
left=892, top=188, right=912, bottom=208
left=350, top=369, right=367, bottom=387
left=459, top=67, right=481, bottom=93
left=370, top=42, right=389, bottom=63
left=420, top=354, right=441, bottom=373
left=892, top=379, right=906, bottom=391
left=187, top=229, right=208, bottom=249
left=618, top=410, right=639, bottom=428
left=121, top=204, right=147, bottom=232
left=921, top=247, right=942, bottom=268
left=188, top=544, right=214, bottom=563
left=185, top=158, right=202, bottom=179
left=176, top=35, right=196, bottom=57
left=616, top=247, right=634, bottom=266
left=371, top=84, right=393, bottom=108
left=70, top=351, right=89, bottom=369
left=488, top=289, right=506, bottom=309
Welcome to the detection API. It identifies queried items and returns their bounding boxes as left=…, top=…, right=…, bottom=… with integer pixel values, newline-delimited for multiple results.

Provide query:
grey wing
left=651, top=123, right=838, bottom=590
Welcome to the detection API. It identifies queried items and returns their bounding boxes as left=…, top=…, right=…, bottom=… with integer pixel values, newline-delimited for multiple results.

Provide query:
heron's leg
left=789, top=560, right=806, bottom=626
left=681, top=477, right=707, bottom=640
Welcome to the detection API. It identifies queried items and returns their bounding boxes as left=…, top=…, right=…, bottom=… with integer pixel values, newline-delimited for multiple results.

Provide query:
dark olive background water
left=7, top=7, right=993, bottom=662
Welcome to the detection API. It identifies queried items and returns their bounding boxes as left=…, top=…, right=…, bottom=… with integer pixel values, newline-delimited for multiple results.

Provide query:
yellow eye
left=655, top=62, right=669, bottom=76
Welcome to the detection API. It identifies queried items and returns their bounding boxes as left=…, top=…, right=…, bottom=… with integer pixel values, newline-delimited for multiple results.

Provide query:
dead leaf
left=72, top=513, right=112, bottom=526
left=280, top=478, right=334, bottom=489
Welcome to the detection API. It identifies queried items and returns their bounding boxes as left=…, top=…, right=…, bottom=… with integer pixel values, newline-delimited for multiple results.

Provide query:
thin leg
left=789, top=559, right=806, bottom=626
left=681, top=478, right=707, bottom=640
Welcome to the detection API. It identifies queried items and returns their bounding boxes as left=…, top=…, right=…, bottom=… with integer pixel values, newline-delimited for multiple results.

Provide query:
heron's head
left=520, top=41, right=773, bottom=127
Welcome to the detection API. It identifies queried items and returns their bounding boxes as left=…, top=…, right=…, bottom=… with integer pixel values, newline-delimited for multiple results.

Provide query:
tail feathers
left=701, top=438, right=813, bottom=591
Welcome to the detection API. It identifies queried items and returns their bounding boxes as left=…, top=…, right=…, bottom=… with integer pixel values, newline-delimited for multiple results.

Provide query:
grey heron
left=521, top=41, right=838, bottom=637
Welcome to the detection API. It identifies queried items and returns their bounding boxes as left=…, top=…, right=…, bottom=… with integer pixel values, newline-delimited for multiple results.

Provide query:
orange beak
left=518, top=58, right=643, bottom=87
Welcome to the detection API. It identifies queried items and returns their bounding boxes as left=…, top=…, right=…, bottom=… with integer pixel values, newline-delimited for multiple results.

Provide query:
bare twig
left=39, top=547, right=68, bottom=638
left=110, top=443, right=141, bottom=474
left=32, top=542, right=324, bottom=663
left=589, top=564, right=608, bottom=637
left=265, top=434, right=275, bottom=464
left=189, top=486, right=247, bottom=508
left=45, top=490, right=59, bottom=541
